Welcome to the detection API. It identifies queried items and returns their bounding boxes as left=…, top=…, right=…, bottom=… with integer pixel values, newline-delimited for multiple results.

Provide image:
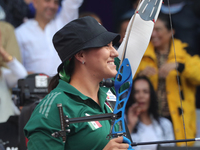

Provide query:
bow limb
left=118, top=0, right=163, bottom=78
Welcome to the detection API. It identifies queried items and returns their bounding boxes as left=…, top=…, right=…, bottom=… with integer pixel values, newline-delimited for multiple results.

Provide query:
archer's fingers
left=112, top=136, right=124, bottom=143
left=113, top=137, right=130, bottom=149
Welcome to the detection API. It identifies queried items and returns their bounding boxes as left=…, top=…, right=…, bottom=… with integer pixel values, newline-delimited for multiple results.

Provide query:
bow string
left=166, top=0, right=188, bottom=148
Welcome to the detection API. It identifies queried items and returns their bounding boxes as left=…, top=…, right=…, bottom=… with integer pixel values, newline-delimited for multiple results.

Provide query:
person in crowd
left=115, top=6, right=135, bottom=48
left=23, top=16, right=133, bottom=150
left=0, top=20, right=25, bottom=149
left=116, top=17, right=131, bottom=48
left=23, top=0, right=35, bottom=18
left=79, top=11, right=102, bottom=25
left=0, top=42, right=27, bottom=123
left=161, top=0, right=200, bottom=56
left=0, top=0, right=28, bottom=27
left=0, top=21, right=22, bottom=67
left=15, top=0, right=83, bottom=77
left=112, top=0, right=139, bottom=32
left=23, top=0, right=63, bottom=19
left=161, top=1, right=200, bottom=113
left=135, top=13, right=200, bottom=146
left=126, top=76, right=175, bottom=150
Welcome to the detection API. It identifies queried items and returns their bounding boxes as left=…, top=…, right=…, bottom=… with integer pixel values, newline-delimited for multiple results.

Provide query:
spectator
left=0, top=43, right=27, bottom=123
left=15, top=0, right=83, bottom=77
left=115, top=0, right=139, bottom=48
left=23, top=0, right=35, bottom=19
left=0, top=4, right=5, bottom=20
left=23, top=0, right=63, bottom=19
left=79, top=11, right=102, bottom=25
left=126, top=76, right=175, bottom=150
left=161, top=0, right=200, bottom=56
left=112, top=0, right=138, bottom=32
left=135, top=13, right=200, bottom=146
left=162, top=1, right=200, bottom=145
left=0, top=0, right=28, bottom=27
left=0, top=21, right=22, bottom=67
left=0, top=20, right=25, bottom=149
left=116, top=12, right=133, bottom=48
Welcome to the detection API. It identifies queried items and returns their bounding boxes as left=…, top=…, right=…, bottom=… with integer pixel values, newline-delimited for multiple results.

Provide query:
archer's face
left=151, top=19, right=172, bottom=49
left=83, top=42, right=119, bottom=80
left=33, top=0, right=59, bottom=22
left=134, top=79, right=150, bottom=113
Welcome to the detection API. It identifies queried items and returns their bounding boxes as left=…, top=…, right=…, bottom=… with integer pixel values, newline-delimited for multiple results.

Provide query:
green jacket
left=24, top=79, right=119, bottom=150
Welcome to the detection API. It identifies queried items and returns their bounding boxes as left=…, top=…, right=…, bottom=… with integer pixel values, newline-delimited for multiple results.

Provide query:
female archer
left=24, top=16, right=132, bottom=150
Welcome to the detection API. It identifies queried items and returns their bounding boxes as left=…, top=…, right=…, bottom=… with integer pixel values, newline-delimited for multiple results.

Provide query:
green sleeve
left=24, top=92, right=66, bottom=150
left=27, top=131, right=64, bottom=150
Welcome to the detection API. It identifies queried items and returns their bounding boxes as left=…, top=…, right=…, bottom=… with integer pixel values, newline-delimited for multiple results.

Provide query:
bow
left=106, top=0, right=163, bottom=143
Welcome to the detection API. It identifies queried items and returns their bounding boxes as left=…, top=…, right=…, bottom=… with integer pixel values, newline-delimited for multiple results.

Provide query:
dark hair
left=157, top=12, right=173, bottom=31
left=48, top=57, right=75, bottom=93
left=126, top=76, right=160, bottom=132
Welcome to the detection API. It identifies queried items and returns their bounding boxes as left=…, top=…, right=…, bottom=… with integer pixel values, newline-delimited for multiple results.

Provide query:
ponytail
left=48, top=73, right=60, bottom=93
left=48, top=57, right=75, bottom=93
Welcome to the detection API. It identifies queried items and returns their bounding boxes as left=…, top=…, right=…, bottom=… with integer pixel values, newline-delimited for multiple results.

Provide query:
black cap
left=53, top=16, right=120, bottom=72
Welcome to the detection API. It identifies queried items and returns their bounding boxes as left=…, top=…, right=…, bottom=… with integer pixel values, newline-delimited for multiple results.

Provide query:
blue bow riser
left=112, top=58, right=132, bottom=136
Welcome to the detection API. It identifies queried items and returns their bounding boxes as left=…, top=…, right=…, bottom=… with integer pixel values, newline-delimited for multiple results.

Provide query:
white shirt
left=15, top=0, right=83, bottom=77
left=131, top=117, right=175, bottom=150
left=0, top=58, right=27, bottom=122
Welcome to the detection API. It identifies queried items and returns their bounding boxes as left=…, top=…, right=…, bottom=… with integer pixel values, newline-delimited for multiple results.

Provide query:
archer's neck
left=70, top=72, right=100, bottom=105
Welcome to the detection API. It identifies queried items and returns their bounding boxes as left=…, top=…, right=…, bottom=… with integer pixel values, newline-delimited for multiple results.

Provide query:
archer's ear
left=74, top=50, right=85, bottom=64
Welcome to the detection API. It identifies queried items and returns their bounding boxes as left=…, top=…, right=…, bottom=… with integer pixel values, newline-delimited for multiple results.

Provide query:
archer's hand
left=159, top=62, right=177, bottom=78
left=127, top=103, right=141, bottom=133
left=103, top=136, right=130, bottom=150
left=138, top=66, right=157, bottom=77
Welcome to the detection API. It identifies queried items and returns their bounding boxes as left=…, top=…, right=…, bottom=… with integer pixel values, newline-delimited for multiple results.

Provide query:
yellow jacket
left=135, top=39, right=200, bottom=146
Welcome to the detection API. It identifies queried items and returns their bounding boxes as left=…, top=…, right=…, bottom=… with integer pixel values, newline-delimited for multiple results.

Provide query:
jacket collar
left=56, top=79, right=110, bottom=108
